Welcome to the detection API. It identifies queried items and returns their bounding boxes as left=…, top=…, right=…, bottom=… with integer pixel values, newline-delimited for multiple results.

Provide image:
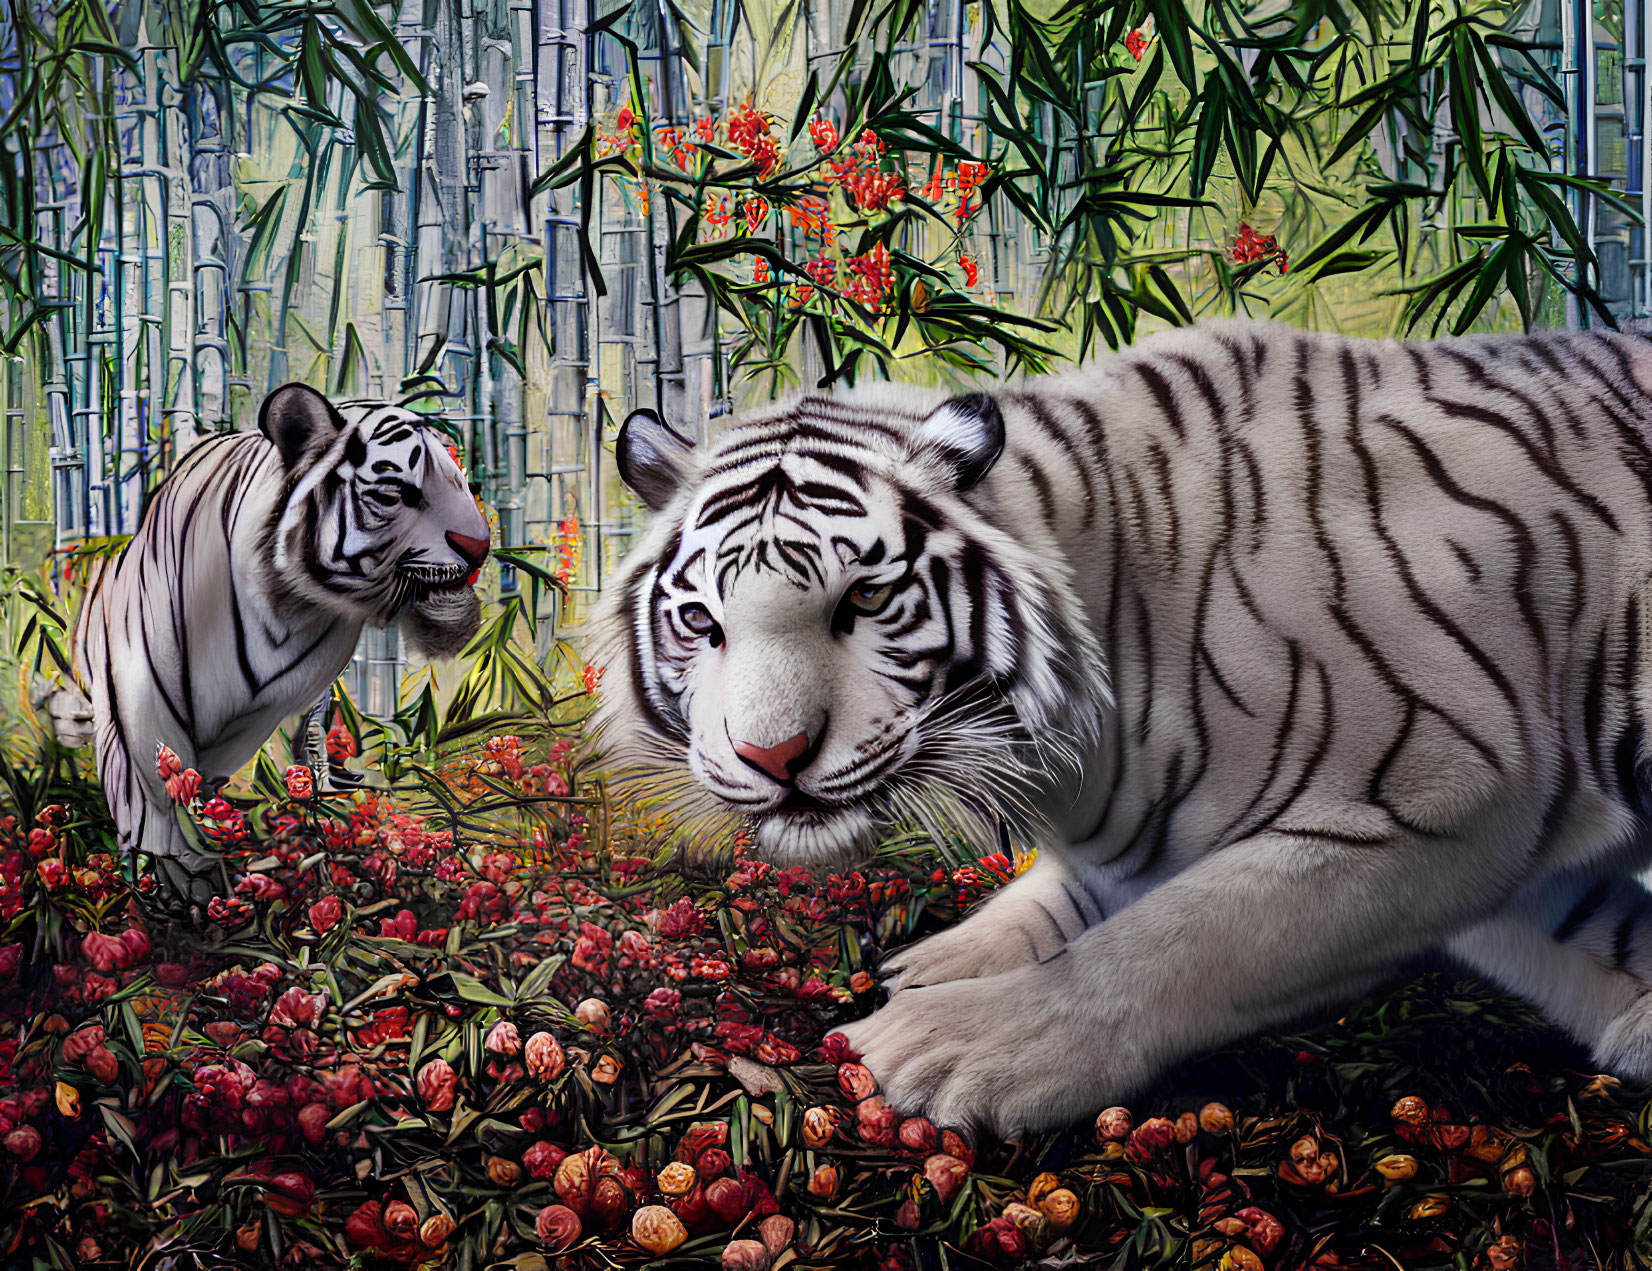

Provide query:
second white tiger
left=76, top=384, right=491, bottom=899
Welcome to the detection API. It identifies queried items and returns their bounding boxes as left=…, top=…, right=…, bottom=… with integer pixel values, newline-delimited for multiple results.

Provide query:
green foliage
left=968, top=0, right=1631, bottom=350
left=0, top=0, right=1625, bottom=443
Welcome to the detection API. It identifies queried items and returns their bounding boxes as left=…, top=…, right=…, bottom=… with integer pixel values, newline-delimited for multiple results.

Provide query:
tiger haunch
left=593, top=320, right=1652, bottom=1136
left=74, top=384, right=491, bottom=900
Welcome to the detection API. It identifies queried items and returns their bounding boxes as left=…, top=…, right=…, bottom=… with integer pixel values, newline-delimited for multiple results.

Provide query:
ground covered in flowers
left=4, top=726, right=1652, bottom=1270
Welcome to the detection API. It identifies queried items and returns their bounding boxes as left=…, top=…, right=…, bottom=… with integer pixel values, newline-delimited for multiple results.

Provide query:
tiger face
left=596, top=392, right=1108, bottom=867
left=259, top=383, right=491, bottom=658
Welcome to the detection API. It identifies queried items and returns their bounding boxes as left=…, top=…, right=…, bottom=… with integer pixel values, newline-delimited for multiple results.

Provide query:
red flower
left=82, top=931, right=132, bottom=972
left=657, top=897, right=705, bottom=940
left=284, top=765, right=314, bottom=801
left=383, top=1201, right=419, bottom=1240
left=856, top=1096, right=898, bottom=1146
left=715, top=1021, right=765, bottom=1054
left=325, top=722, right=357, bottom=763
left=838, top=1062, right=877, bottom=1101
left=819, top=1033, right=861, bottom=1064
left=727, top=102, right=780, bottom=176
left=571, top=921, right=613, bottom=975
left=308, top=895, right=342, bottom=934
left=526, top=1031, right=566, bottom=1081
left=809, top=116, right=839, bottom=151
left=524, top=1140, right=568, bottom=1180
left=965, top=1214, right=1026, bottom=1264
left=1234, top=1208, right=1285, bottom=1257
left=955, top=160, right=989, bottom=194
left=486, top=1020, right=522, bottom=1055
left=845, top=168, right=905, bottom=212
left=206, top=896, right=254, bottom=927
left=156, top=743, right=182, bottom=780
left=644, top=987, right=681, bottom=1019
left=83, top=972, right=117, bottom=1002
left=1232, top=223, right=1287, bottom=273
left=165, top=767, right=201, bottom=804
left=25, top=828, right=54, bottom=859
left=297, top=1102, right=330, bottom=1147
left=269, top=986, right=327, bottom=1031
left=960, top=255, right=979, bottom=287
left=417, top=1058, right=457, bottom=1111
left=346, top=1200, right=391, bottom=1251
left=843, top=243, right=894, bottom=312
left=1125, top=27, right=1148, bottom=59
left=380, top=909, right=419, bottom=941
left=118, top=928, right=151, bottom=963
left=1127, top=1116, right=1177, bottom=1160
left=4, top=1125, right=40, bottom=1161
left=536, top=1204, right=583, bottom=1250
left=616, top=104, right=635, bottom=131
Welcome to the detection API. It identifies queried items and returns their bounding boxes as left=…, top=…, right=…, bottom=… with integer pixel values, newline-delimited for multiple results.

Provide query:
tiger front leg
left=292, top=691, right=331, bottom=791
left=879, top=849, right=1108, bottom=992
left=839, top=829, right=1499, bottom=1139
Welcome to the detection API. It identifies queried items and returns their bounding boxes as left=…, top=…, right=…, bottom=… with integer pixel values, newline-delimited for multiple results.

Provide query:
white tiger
left=75, top=383, right=491, bottom=899
left=591, top=319, right=1652, bottom=1137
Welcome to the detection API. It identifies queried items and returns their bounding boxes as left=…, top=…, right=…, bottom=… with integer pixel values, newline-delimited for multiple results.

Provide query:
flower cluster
left=552, top=510, right=581, bottom=587
left=727, top=101, right=780, bottom=177
left=843, top=243, right=896, bottom=311
left=1233, top=223, right=1289, bottom=273
left=4, top=662, right=1651, bottom=1269
left=820, top=125, right=906, bottom=212
left=918, top=159, right=990, bottom=225
left=656, top=124, right=699, bottom=170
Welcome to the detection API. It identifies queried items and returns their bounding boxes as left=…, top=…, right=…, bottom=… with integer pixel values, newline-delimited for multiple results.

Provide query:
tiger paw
left=880, top=920, right=1045, bottom=993
left=837, top=959, right=1115, bottom=1139
left=1591, top=991, right=1652, bottom=1083
left=880, top=857, right=1099, bottom=992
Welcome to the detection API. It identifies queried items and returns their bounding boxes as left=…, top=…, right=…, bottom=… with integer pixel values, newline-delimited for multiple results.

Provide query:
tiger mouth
left=398, top=563, right=472, bottom=593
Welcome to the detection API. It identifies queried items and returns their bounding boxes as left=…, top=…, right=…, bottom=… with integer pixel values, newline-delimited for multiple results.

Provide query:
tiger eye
left=847, top=581, right=894, bottom=614
left=674, top=601, right=720, bottom=641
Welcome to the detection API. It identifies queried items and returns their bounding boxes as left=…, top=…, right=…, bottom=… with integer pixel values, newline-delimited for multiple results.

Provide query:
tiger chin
left=592, top=318, right=1652, bottom=1141
left=75, top=382, right=491, bottom=903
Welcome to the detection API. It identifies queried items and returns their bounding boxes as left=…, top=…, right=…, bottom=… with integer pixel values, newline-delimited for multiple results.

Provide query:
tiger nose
left=446, top=531, right=490, bottom=569
left=731, top=730, right=818, bottom=785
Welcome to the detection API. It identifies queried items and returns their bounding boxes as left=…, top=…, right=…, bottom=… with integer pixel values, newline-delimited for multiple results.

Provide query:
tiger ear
left=259, top=383, right=345, bottom=470
left=912, top=392, right=1004, bottom=491
left=616, top=409, right=695, bottom=510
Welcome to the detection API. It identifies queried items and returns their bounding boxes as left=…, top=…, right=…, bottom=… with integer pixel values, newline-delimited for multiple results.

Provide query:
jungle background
left=2, top=0, right=1652, bottom=1268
